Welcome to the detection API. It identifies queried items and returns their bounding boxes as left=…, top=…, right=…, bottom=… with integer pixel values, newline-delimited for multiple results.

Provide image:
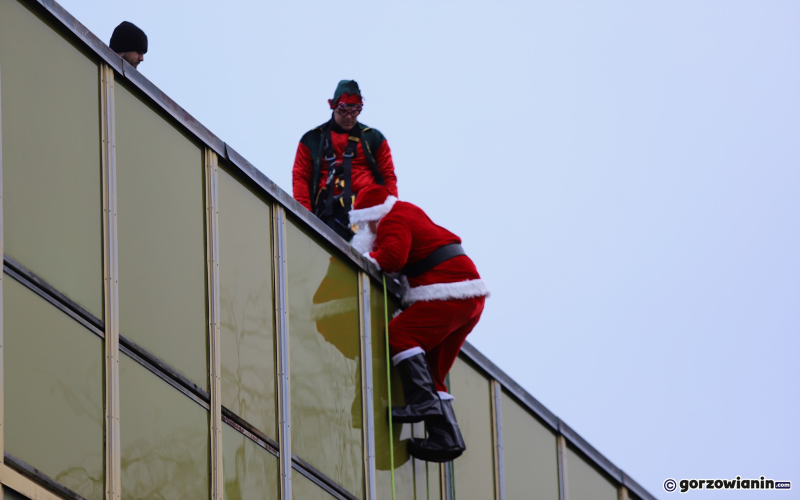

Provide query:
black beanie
left=110, top=21, right=148, bottom=54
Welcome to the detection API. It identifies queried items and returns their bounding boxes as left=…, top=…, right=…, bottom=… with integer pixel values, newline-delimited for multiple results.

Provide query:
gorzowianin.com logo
left=663, top=476, right=792, bottom=493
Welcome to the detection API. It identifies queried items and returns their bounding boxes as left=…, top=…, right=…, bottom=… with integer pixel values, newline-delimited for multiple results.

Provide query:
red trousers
left=389, top=296, right=485, bottom=393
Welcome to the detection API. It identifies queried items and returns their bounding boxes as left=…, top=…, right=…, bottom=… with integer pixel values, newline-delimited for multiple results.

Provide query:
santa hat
left=349, top=185, right=397, bottom=225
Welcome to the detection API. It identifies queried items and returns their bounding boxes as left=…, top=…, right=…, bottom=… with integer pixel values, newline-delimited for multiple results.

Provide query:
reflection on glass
left=218, top=166, right=276, bottom=438
left=500, top=390, right=559, bottom=500
left=120, top=354, right=209, bottom=499
left=566, top=445, right=618, bottom=500
left=370, top=282, right=416, bottom=500
left=292, top=472, right=336, bottom=500
left=286, top=220, right=363, bottom=499
left=222, top=423, right=279, bottom=500
left=4, top=278, right=104, bottom=500
left=450, top=357, right=495, bottom=500
left=0, top=0, right=103, bottom=319
left=115, top=81, right=208, bottom=390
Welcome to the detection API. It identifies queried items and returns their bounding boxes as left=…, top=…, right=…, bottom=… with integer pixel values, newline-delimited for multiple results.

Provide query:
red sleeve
left=292, top=142, right=313, bottom=211
left=375, top=141, right=398, bottom=197
left=369, top=217, right=411, bottom=273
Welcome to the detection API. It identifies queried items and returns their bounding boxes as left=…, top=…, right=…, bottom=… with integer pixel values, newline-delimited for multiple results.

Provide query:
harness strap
left=401, top=244, right=466, bottom=279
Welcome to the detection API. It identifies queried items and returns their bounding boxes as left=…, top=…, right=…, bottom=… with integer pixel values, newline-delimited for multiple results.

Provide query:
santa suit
left=350, top=193, right=489, bottom=395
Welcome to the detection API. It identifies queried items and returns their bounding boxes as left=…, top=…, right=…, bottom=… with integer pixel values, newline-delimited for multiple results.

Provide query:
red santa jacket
left=354, top=199, right=488, bottom=305
left=292, top=121, right=398, bottom=211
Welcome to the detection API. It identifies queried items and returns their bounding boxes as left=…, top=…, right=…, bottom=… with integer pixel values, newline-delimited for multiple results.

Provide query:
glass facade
left=115, top=81, right=208, bottom=390
left=450, top=357, right=496, bottom=500
left=120, top=354, right=210, bottom=500
left=0, top=3, right=655, bottom=499
left=501, top=390, right=560, bottom=500
left=3, top=278, right=104, bottom=500
left=222, top=423, right=279, bottom=500
left=566, top=445, right=619, bottom=500
left=292, top=473, right=336, bottom=500
left=218, top=165, right=277, bottom=438
left=0, top=0, right=103, bottom=319
left=286, top=219, right=364, bottom=498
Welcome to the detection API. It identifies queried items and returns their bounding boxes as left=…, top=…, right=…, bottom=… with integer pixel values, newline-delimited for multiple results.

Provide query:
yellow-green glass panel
left=120, top=354, right=209, bottom=499
left=4, top=278, right=103, bottom=500
left=565, top=446, right=618, bottom=500
left=4, top=489, right=27, bottom=500
left=218, top=166, right=276, bottom=437
left=450, top=357, right=495, bottom=500
left=0, top=0, right=103, bottom=319
left=370, top=282, right=416, bottom=500
left=500, top=391, right=559, bottom=500
left=116, top=81, right=207, bottom=389
left=286, top=220, right=363, bottom=499
left=292, top=472, right=336, bottom=500
left=222, top=423, right=279, bottom=500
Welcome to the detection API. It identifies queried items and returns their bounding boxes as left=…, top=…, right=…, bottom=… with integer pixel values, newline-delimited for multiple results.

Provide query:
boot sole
left=407, top=444, right=464, bottom=463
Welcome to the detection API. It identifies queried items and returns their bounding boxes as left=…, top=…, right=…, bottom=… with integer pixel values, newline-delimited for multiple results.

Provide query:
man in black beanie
left=110, top=21, right=148, bottom=69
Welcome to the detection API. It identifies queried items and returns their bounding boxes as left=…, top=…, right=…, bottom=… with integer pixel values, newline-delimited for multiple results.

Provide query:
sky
left=58, top=0, right=799, bottom=497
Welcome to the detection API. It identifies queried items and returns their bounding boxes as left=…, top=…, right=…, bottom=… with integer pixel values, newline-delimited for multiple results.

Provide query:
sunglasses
left=335, top=104, right=363, bottom=117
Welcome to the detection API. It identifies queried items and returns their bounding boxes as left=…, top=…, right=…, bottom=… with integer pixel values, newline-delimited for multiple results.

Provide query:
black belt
left=401, top=243, right=466, bottom=278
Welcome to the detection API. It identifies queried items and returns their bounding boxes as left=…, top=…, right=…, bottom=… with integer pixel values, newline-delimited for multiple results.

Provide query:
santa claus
left=349, top=184, right=488, bottom=462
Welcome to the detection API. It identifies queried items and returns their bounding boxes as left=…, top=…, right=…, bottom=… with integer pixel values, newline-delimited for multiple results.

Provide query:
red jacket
left=369, top=201, right=481, bottom=289
left=292, top=124, right=398, bottom=211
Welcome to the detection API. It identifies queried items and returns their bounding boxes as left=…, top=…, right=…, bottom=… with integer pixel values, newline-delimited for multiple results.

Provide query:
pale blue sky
left=60, top=0, right=799, bottom=497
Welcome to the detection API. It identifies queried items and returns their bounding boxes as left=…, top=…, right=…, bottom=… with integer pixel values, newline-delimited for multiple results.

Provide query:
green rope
left=383, top=275, right=396, bottom=500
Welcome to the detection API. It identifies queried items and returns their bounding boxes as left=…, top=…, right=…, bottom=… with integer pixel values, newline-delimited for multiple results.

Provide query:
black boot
left=390, top=353, right=444, bottom=424
left=407, top=399, right=466, bottom=462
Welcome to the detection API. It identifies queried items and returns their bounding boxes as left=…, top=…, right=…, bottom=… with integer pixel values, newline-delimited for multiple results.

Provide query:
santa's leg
left=407, top=297, right=485, bottom=462
left=387, top=300, right=463, bottom=424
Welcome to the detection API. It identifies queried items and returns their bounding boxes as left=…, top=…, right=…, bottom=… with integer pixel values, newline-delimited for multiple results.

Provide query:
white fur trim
left=350, top=226, right=376, bottom=253
left=310, top=297, right=358, bottom=321
left=392, top=347, right=425, bottom=365
left=438, top=391, right=454, bottom=401
left=392, top=308, right=404, bottom=319
left=349, top=196, right=397, bottom=224
left=402, top=279, right=489, bottom=306
left=363, top=252, right=380, bottom=270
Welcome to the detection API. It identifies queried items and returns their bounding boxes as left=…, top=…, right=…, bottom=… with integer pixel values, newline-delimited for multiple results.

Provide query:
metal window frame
left=273, top=205, right=292, bottom=500
left=557, top=434, right=569, bottom=500
left=205, top=148, right=224, bottom=500
left=358, top=272, right=376, bottom=500
left=490, top=380, right=505, bottom=500
left=100, top=62, right=121, bottom=500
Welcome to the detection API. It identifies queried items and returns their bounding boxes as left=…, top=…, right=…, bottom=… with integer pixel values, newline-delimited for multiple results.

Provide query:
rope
left=383, top=274, right=396, bottom=500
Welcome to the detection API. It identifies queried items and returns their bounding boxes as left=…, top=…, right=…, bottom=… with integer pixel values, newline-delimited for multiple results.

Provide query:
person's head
left=110, top=21, right=148, bottom=69
left=329, top=80, right=363, bottom=130
left=349, top=184, right=397, bottom=252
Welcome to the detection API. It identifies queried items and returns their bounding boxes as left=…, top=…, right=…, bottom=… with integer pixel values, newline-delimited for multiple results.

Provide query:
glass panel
left=222, top=423, right=279, bottom=500
left=370, top=282, right=416, bottom=500
left=500, top=390, right=559, bottom=500
left=218, top=166, right=276, bottom=437
left=291, top=472, right=336, bottom=500
left=449, top=357, right=495, bottom=500
left=4, top=278, right=103, bottom=500
left=3, top=489, right=28, bottom=500
left=0, top=0, right=103, bottom=319
left=286, top=220, right=363, bottom=498
left=116, top=81, right=208, bottom=389
left=120, top=354, right=209, bottom=499
left=566, top=446, right=619, bottom=500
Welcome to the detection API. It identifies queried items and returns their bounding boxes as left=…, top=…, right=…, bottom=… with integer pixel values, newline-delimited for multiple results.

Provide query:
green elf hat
left=328, top=80, right=363, bottom=108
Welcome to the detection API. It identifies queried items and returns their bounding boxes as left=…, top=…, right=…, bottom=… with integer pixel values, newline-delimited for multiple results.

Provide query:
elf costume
left=292, top=80, right=398, bottom=240
left=349, top=185, right=488, bottom=463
